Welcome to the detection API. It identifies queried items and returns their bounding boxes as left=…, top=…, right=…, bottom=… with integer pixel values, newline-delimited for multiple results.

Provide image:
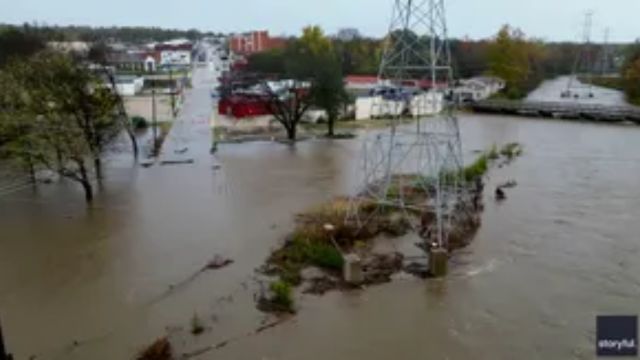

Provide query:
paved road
left=159, top=47, right=221, bottom=162
left=526, top=75, right=627, bottom=106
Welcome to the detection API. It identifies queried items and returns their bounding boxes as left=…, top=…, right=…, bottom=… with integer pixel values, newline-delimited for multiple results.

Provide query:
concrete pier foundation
left=343, top=254, right=364, bottom=285
left=429, top=248, right=448, bottom=277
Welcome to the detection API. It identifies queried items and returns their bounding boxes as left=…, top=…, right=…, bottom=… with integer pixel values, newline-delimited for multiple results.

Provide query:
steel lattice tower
left=565, top=11, right=596, bottom=98
left=598, top=27, right=611, bottom=75
left=346, top=0, right=469, bottom=249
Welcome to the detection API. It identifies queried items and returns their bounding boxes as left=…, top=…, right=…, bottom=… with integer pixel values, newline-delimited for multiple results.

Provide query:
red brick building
left=229, top=31, right=286, bottom=55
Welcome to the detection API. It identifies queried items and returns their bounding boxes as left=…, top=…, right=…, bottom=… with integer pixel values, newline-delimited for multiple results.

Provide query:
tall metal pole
left=600, top=27, right=610, bottom=75
left=583, top=11, right=594, bottom=91
left=169, top=65, right=176, bottom=118
left=567, top=11, right=594, bottom=93
left=151, top=80, right=158, bottom=154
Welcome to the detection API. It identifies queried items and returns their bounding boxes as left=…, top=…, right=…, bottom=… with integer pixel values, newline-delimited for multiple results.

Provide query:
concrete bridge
left=471, top=99, right=640, bottom=124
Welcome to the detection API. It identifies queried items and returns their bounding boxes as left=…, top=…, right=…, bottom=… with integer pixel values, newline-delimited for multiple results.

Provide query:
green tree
left=292, top=26, right=349, bottom=137
left=246, top=48, right=287, bottom=74
left=259, top=26, right=350, bottom=140
left=623, top=58, right=640, bottom=105
left=0, top=52, right=124, bottom=202
left=487, top=25, right=547, bottom=99
left=622, top=42, right=640, bottom=105
left=0, top=26, right=45, bottom=67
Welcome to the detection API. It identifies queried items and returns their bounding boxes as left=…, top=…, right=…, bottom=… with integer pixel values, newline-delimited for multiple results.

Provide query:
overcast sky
left=2, top=0, right=639, bottom=42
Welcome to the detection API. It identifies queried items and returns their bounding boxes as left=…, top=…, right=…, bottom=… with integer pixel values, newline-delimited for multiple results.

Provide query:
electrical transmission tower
left=564, top=11, right=595, bottom=99
left=347, top=0, right=471, bottom=250
left=598, top=27, right=611, bottom=75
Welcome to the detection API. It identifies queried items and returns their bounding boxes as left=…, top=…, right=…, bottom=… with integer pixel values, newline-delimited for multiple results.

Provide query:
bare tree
left=263, top=80, right=312, bottom=141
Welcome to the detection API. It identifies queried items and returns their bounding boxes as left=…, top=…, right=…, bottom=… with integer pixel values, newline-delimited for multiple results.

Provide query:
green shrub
left=270, top=280, right=293, bottom=311
left=190, top=313, right=205, bottom=335
left=487, top=144, right=499, bottom=160
left=463, top=154, right=488, bottom=181
left=131, top=116, right=148, bottom=130
left=500, top=142, right=523, bottom=159
left=305, top=242, right=344, bottom=270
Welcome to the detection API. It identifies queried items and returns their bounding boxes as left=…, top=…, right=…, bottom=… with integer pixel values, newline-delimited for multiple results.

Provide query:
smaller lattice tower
left=598, top=27, right=612, bottom=75
left=564, top=11, right=596, bottom=99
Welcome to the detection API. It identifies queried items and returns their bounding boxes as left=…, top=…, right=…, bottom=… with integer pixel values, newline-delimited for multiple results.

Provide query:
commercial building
left=229, top=31, right=286, bottom=55
left=156, top=43, right=193, bottom=66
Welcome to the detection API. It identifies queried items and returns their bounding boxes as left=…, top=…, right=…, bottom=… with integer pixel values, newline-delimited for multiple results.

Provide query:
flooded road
left=526, top=75, right=628, bottom=106
left=2, top=106, right=640, bottom=358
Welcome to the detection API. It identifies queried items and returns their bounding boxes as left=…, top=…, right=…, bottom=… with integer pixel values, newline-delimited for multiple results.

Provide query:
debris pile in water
left=137, top=337, right=173, bottom=360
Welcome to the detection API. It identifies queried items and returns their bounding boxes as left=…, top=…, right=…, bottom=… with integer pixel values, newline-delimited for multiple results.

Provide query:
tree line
left=622, top=42, right=640, bottom=105
left=248, top=24, right=627, bottom=100
left=0, top=23, right=217, bottom=44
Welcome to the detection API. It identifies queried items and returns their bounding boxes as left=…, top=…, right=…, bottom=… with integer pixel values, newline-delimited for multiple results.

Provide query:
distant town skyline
left=2, top=0, right=639, bottom=42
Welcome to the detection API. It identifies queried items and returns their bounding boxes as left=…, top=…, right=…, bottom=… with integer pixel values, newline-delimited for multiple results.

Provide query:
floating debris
left=499, top=180, right=518, bottom=189
left=160, top=159, right=195, bottom=166
left=205, top=255, right=234, bottom=270
left=137, top=337, right=173, bottom=360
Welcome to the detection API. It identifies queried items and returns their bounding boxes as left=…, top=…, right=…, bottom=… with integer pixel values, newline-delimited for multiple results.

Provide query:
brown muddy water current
left=1, top=101, right=640, bottom=358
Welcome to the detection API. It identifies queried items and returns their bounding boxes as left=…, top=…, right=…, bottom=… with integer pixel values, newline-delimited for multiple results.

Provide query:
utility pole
left=169, top=64, right=176, bottom=118
left=600, top=27, right=611, bottom=75
left=151, top=79, right=158, bottom=154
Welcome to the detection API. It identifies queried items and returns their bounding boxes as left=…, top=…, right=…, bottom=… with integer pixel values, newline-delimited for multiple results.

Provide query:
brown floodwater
left=2, top=72, right=640, bottom=359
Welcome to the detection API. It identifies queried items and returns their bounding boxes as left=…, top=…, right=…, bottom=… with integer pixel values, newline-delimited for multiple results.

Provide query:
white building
left=113, top=76, right=145, bottom=96
left=355, top=91, right=443, bottom=120
left=156, top=42, right=193, bottom=67
left=454, top=76, right=505, bottom=102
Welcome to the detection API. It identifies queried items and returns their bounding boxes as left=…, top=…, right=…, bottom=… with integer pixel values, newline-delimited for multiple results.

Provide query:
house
left=229, top=31, right=286, bottom=55
left=454, top=76, right=505, bottom=102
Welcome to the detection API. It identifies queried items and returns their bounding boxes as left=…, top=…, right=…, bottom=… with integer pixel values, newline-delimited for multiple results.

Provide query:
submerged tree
left=0, top=51, right=124, bottom=202
left=295, top=26, right=350, bottom=137
left=310, top=55, right=349, bottom=137
left=263, top=81, right=312, bottom=141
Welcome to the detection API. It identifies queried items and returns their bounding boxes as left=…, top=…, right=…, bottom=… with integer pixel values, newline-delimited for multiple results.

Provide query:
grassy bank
left=578, top=75, right=625, bottom=91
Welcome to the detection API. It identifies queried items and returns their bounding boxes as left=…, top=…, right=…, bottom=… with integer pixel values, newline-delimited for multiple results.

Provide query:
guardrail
left=471, top=99, right=640, bottom=124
